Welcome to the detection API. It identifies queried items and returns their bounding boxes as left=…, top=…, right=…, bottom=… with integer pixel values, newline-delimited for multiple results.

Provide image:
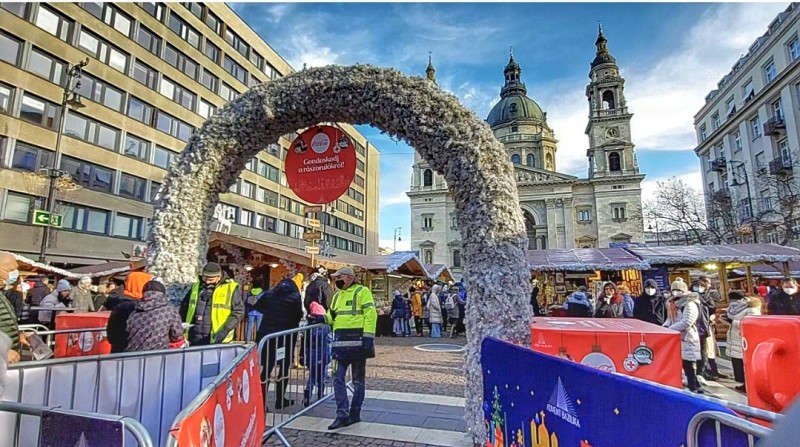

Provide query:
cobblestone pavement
left=263, top=336, right=469, bottom=446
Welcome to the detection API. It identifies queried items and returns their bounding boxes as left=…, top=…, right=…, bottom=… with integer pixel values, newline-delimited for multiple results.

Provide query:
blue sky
left=232, top=2, right=788, bottom=250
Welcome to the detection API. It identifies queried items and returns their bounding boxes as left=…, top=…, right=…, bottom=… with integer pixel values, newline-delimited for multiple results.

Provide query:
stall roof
left=425, top=264, right=454, bottom=282
left=731, top=262, right=800, bottom=278
left=15, top=254, right=82, bottom=279
left=69, top=261, right=134, bottom=278
left=332, top=251, right=429, bottom=277
left=624, top=243, right=800, bottom=266
left=526, top=248, right=650, bottom=272
left=208, top=232, right=344, bottom=270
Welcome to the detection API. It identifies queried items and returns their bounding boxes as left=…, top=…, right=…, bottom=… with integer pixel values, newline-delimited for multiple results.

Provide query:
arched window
left=453, top=250, right=462, bottom=268
left=424, top=250, right=433, bottom=264
left=602, top=90, right=616, bottom=110
left=423, top=169, right=433, bottom=187
left=608, top=152, right=621, bottom=172
left=526, top=153, right=535, bottom=167
left=509, top=103, right=517, bottom=116
left=511, top=154, right=521, bottom=164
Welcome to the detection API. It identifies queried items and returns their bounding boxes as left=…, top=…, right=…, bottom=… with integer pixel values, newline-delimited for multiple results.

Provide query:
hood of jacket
left=124, top=272, right=154, bottom=300
left=136, top=289, right=170, bottom=311
left=567, top=292, right=590, bottom=306
left=676, top=292, right=700, bottom=308
left=268, top=279, right=300, bottom=300
left=643, top=279, right=659, bottom=292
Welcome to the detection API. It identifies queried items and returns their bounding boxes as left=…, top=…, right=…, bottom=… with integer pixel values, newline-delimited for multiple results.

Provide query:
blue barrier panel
left=481, top=337, right=753, bottom=447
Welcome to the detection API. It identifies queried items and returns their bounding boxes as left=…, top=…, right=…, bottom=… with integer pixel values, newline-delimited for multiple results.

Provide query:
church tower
left=585, top=24, right=638, bottom=178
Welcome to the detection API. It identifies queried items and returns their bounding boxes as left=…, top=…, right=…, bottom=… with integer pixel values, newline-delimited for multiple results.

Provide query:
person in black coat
left=255, top=278, right=304, bottom=410
left=633, top=279, right=665, bottom=324
left=767, top=278, right=800, bottom=315
left=26, top=276, right=51, bottom=324
left=530, top=282, right=541, bottom=316
left=304, top=273, right=332, bottom=313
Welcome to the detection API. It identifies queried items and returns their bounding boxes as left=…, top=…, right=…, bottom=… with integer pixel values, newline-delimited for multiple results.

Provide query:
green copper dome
left=486, top=52, right=546, bottom=127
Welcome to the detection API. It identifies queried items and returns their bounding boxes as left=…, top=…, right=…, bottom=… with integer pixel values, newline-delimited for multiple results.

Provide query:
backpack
left=445, top=293, right=455, bottom=310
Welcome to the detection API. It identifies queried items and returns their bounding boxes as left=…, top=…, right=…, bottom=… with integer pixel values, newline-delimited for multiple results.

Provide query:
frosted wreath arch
left=146, top=64, right=533, bottom=444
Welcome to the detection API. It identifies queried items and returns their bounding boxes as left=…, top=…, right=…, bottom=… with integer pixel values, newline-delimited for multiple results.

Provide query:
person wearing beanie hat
left=180, top=262, right=245, bottom=346
left=564, top=291, right=592, bottom=317
left=71, top=276, right=95, bottom=313
left=634, top=279, right=667, bottom=325
left=122, top=280, right=183, bottom=352
left=38, top=279, right=71, bottom=329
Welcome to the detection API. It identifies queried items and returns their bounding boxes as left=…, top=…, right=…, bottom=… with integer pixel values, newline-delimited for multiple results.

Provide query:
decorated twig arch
left=146, top=64, right=533, bottom=444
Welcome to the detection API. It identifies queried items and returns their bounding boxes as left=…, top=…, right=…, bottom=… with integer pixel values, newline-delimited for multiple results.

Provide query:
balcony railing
left=768, top=154, right=793, bottom=176
left=764, top=115, right=786, bottom=137
left=709, top=187, right=730, bottom=202
left=709, top=157, right=727, bottom=172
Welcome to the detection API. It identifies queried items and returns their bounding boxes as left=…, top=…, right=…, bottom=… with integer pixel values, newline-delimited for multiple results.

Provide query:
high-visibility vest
left=325, top=285, right=377, bottom=336
left=185, top=279, right=238, bottom=343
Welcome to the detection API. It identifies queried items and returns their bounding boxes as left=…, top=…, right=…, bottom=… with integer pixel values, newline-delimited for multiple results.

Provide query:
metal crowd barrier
left=687, top=411, right=774, bottom=447
left=19, top=325, right=107, bottom=351
left=258, top=323, right=348, bottom=446
left=0, top=344, right=248, bottom=447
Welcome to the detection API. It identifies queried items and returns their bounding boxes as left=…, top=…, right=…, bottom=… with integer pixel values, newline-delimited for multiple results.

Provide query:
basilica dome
left=485, top=53, right=546, bottom=128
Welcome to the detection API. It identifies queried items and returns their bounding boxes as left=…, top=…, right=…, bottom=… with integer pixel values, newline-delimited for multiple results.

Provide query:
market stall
left=14, top=253, right=83, bottom=281
left=424, top=264, right=454, bottom=283
left=332, top=251, right=430, bottom=337
left=526, top=248, right=650, bottom=309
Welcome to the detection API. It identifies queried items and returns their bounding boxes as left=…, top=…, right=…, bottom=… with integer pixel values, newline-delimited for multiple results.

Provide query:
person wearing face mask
left=180, top=262, right=245, bottom=346
left=315, top=266, right=377, bottom=430
left=633, top=279, right=666, bottom=325
left=0, top=251, right=27, bottom=364
left=767, top=277, right=800, bottom=315
left=667, top=290, right=705, bottom=394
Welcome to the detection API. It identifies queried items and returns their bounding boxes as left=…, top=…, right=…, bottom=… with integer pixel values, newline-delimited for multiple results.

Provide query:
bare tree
left=644, top=177, right=714, bottom=245
left=752, top=150, right=800, bottom=245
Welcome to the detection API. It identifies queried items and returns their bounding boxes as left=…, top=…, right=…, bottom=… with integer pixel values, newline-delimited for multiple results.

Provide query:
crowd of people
left=390, top=281, right=467, bottom=338
left=545, top=275, right=800, bottom=394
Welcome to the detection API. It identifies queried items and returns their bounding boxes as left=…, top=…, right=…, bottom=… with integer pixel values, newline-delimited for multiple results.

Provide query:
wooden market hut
left=526, top=248, right=650, bottom=305
left=14, top=253, right=86, bottom=281
left=424, top=264, right=454, bottom=283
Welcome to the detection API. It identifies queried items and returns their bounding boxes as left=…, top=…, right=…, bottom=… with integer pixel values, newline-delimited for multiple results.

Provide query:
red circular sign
left=285, top=126, right=357, bottom=204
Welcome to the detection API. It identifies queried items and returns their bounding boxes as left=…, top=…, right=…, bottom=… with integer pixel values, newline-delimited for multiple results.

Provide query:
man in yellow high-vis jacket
left=320, top=266, right=377, bottom=430
left=180, top=262, right=245, bottom=346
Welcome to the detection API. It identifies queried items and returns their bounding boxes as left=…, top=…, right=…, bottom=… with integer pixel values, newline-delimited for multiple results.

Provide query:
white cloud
left=379, top=239, right=411, bottom=252
left=262, top=4, right=296, bottom=23
left=381, top=191, right=411, bottom=207
left=641, top=171, right=705, bottom=203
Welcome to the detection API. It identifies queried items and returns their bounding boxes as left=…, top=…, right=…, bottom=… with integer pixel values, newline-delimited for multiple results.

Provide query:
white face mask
left=645, top=288, right=656, bottom=295
left=784, top=287, right=797, bottom=295
left=672, top=291, right=683, bottom=297
left=3, top=269, right=19, bottom=288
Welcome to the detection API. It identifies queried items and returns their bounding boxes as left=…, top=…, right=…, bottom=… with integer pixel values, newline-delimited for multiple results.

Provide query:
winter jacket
left=594, top=294, right=624, bottom=318
left=5, top=290, right=22, bottom=321
left=102, top=288, right=128, bottom=311
left=39, top=292, right=66, bottom=324
left=402, top=297, right=412, bottom=319
left=180, top=275, right=245, bottom=345
left=0, top=291, right=19, bottom=351
left=27, top=280, right=50, bottom=322
left=668, top=294, right=702, bottom=361
left=304, top=277, right=333, bottom=311
left=71, top=286, right=95, bottom=313
left=390, top=295, right=404, bottom=319
left=427, top=287, right=443, bottom=324
left=254, top=279, right=303, bottom=337
left=565, top=292, right=592, bottom=317
left=633, top=279, right=664, bottom=324
left=411, top=292, right=423, bottom=317
left=726, top=298, right=761, bottom=359
left=622, top=293, right=634, bottom=318
left=123, top=285, right=183, bottom=352
left=767, top=289, right=800, bottom=315
left=447, top=294, right=460, bottom=320
left=106, top=272, right=152, bottom=353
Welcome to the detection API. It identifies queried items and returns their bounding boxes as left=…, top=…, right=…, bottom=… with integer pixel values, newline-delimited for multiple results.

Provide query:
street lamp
left=393, top=226, right=402, bottom=252
left=648, top=222, right=661, bottom=246
left=38, top=58, right=90, bottom=263
left=729, top=160, right=758, bottom=243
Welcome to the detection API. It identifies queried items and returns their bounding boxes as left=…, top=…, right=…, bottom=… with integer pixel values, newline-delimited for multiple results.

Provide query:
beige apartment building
left=0, top=2, right=380, bottom=266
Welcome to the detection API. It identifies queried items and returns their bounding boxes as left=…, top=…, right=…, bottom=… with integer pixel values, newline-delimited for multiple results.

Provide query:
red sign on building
left=285, top=126, right=357, bottom=204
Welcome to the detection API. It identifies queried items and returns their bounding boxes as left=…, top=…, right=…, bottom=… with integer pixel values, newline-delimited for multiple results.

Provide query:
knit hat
left=56, top=279, right=71, bottom=292
left=603, top=282, right=616, bottom=291
left=670, top=278, right=688, bottom=292
left=202, top=262, right=222, bottom=277
left=571, top=291, right=587, bottom=301
left=79, top=276, right=91, bottom=284
left=143, top=280, right=166, bottom=294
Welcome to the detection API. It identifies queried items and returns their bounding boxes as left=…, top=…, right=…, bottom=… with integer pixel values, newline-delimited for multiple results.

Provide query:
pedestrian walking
left=180, top=262, right=245, bottom=346
left=455, top=282, right=467, bottom=335
left=304, top=272, right=333, bottom=311
left=390, top=291, right=405, bottom=337
left=71, top=276, right=95, bottom=312
left=666, top=289, right=705, bottom=394
left=428, top=284, right=443, bottom=338
left=410, top=286, right=424, bottom=336
left=724, top=292, right=761, bottom=392
left=123, top=280, right=184, bottom=352
left=318, top=267, right=377, bottom=430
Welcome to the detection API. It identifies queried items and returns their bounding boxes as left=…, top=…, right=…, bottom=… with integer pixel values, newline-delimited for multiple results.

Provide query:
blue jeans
left=245, top=313, right=262, bottom=342
left=431, top=323, right=442, bottom=338
left=333, top=357, right=366, bottom=419
left=392, top=318, right=403, bottom=335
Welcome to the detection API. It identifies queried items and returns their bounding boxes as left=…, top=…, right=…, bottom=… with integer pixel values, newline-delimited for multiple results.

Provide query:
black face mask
left=335, top=279, right=346, bottom=290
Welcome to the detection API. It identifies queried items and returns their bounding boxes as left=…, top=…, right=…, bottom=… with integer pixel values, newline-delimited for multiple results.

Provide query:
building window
left=126, top=96, right=155, bottom=126
left=773, top=98, right=784, bottom=120
left=612, top=205, right=626, bottom=221
left=764, top=61, right=777, bottom=83
left=453, top=250, right=462, bottom=268
left=135, top=24, right=161, bottom=55
left=155, top=111, right=193, bottom=141
left=78, top=29, right=129, bottom=73
left=526, top=153, right=535, bottom=167
left=423, top=250, right=433, bottom=264
left=725, top=97, right=736, bottom=117
left=0, top=83, right=12, bottom=114
left=238, top=209, right=252, bottom=226
left=164, top=44, right=197, bottom=80
left=11, top=142, right=53, bottom=172
left=733, top=131, right=742, bottom=152
left=711, top=113, right=720, bottom=130
left=1, top=2, right=27, bottom=18
left=183, top=2, right=203, bottom=19
left=577, top=209, right=591, bottom=222
left=3, top=192, right=34, bottom=222
left=61, top=156, right=114, bottom=193
left=789, top=36, right=800, bottom=61
left=263, top=62, right=280, bottom=80
left=201, top=69, right=219, bottom=93
left=223, top=55, right=248, bottom=84
left=205, top=10, right=220, bottom=33
left=240, top=180, right=254, bottom=199
left=27, top=47, right=67, bottom=86
left=141, top=2, right=164, bottom=22
left=132, top=60, right=158, bottom=90
left=198, top=99, right=216, bottom=119
left=149, top=181, right=161, bottom=202
left=203, top=40, right=220, bottom=63
left=755, top=152, right=766, bottom=172
left=77, top=73, right=123, bottom=112
left=34, top=5, right=73, bottom=41
left=422, top=214, right=433, bottom=230
left=153, top=145, right=176, bottom=169
left=62, top=203, right=109, bottom=234
left=83, top=3, right=132, bottom=37
left=168, top=12, right=200, bottom=49
left=423, top=169, right=433, bottom=187
left=608, top=151, right=621, bottom=172
left=123, top=134, right=150, bottom=161
left=224, top=28, right=249, bottom=57
left=743, top=79, right=755, bottom=101
left=511, top=154, right=521, bottom=164
left=699, top=124, right=707, bottom=142
left=118, top=173, right=146, bottom=201
left=750, top=116, right=761, bottom=139
left=112, top=213, right=142, bottom=239
left=249, top=51, right=264, bottom=71
left=219, top=82, right=236, bottom=102
left=0, top=32, right=21, bottom=66
left=357, top=159, right=365, bottom=172
left=354, top=174, right=365, bottom=187
left=779, top=138, right=791, bottom=161
left=159, top=76, right=196, bottom=111
left=19, top=93, right=60, bottom=130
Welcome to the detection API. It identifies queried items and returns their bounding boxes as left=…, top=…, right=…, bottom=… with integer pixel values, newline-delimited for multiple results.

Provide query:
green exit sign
left=32, top=210, right=63, bottom=228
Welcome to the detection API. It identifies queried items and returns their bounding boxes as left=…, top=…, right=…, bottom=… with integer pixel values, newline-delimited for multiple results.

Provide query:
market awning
left=208, top=232, right=344, bottom=270
left=424, top=264, right=454, bottom=282
left=731, top=262, right=800, bottom=278
left=332, top=251, right=429, bottom=277
left=14, top=254, right=83, bottom=279
left=623, top=243, right=800, bottom=266
left=69, top=261, right=133, bottom=278
left=526, top=248, right=650, bottom=272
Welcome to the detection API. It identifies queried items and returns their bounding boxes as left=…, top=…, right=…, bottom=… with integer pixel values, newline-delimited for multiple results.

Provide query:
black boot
left=349, top=408, right=361, bottom=424
left=302, top=388, right=311, bottom=408
left=328, top=416, right=352, bottom=430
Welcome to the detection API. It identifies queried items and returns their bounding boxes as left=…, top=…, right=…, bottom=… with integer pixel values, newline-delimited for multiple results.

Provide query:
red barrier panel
left=742, top=316, right=800, bottom=413
left=531, top=317, right=682, bottom=387
left=54, top=312, right=111, bottom=358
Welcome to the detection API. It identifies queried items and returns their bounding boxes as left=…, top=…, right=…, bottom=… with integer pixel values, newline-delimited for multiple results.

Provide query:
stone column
left=546, top=198, right=558, bottom=248
left=563, top=197, right=574, bottom=248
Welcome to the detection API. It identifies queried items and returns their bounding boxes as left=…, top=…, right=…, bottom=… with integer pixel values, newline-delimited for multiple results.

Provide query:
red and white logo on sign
left=285, top=126, right=357, bottom=204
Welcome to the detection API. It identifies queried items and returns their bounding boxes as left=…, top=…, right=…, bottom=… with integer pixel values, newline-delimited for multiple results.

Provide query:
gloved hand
left=362, top=337, right=374, bottom=351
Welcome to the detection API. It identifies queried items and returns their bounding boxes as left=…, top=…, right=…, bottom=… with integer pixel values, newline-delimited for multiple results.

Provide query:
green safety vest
left=325, top=285, right=378, bottom=341
left=185, top=279, right=238, bottom=343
